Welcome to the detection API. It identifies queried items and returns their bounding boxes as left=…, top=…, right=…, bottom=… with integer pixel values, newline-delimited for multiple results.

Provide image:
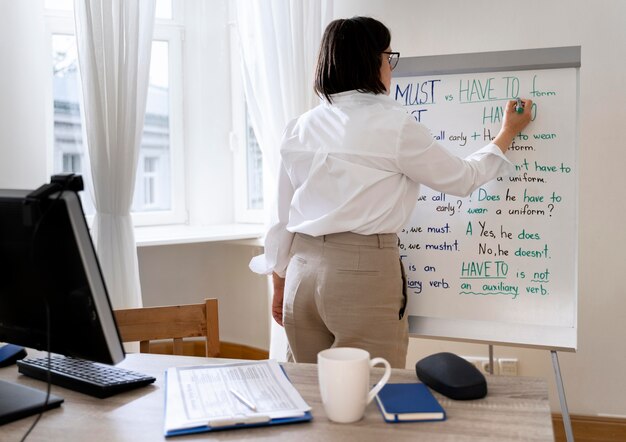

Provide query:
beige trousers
left=283, top=232, right=409, bottom=369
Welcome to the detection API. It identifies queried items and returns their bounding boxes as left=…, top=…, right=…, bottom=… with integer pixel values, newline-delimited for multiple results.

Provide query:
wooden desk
left=1, top=352, right=553, bottom=441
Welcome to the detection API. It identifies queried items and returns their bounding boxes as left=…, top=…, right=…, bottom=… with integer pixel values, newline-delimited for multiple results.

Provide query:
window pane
left=143, top=157, right=158, bottom=206
left=51, top=34, right=95, bottom=215
left=63, top=153, right=81, bottom=173
left=145, top=157, right=158, bottom=173
left=52, top=35, right=173, bottom=216
left=132, top=40, right=171, bottom=212
left=245, top=111, right=263, bottom=210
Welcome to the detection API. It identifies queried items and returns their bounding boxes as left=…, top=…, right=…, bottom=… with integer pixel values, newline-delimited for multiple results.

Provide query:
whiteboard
left=393, top=47, right=580, bottom=351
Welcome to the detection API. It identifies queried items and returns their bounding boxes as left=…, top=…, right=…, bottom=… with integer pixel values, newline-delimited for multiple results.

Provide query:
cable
left=19, top=302, right=51, bottom=442
left=19, top=183, right=70, bottom=442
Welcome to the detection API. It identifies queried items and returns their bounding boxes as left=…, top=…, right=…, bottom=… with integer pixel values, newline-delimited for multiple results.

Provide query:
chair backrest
left=114, top=298, right=220, bottom=357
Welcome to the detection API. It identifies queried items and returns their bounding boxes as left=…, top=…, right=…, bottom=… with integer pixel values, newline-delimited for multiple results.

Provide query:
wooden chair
left=114, top=298, right=220, bottom=357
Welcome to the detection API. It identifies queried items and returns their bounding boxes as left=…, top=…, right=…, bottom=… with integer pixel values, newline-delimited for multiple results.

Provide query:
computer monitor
left=0, top=177, right=125, bottom=422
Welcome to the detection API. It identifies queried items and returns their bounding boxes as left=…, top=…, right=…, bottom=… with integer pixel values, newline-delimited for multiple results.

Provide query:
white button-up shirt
left=250, top=90, right=514, bottom=277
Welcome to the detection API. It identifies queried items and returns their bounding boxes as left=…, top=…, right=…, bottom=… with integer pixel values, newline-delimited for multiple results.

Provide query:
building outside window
left=245, top=111, right=263, bottom=211
left=131, top=40, right=171, bottom=213
left=51, top=33, right=94, bottom=213
left=143, top=157, right=158, bottom=207
left=62, top=153, right=81, bottom=174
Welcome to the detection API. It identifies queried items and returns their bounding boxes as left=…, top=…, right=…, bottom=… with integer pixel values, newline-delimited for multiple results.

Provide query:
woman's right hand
left=493, top=98, right=533, bottom=153
left=272, top=272, right=285, bottom=326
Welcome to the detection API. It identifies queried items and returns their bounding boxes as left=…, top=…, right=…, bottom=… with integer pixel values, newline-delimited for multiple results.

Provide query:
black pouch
left=398, top=259, right=407, bottom=319
left=415, top=352, right=487, bottom=400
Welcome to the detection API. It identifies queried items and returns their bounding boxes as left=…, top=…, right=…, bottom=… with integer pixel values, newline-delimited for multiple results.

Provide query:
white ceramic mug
left=317, top=347, right=391, bottom=423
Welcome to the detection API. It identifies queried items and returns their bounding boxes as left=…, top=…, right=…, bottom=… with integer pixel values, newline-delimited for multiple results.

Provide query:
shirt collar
left=327, top=90, right=398, bottom=107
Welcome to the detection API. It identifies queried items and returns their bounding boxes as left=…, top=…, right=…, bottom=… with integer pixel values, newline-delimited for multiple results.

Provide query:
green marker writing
left=515, top=98, right=524, bottom=114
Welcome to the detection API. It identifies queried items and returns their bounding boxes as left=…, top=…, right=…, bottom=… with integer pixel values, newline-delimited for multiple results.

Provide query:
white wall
left=0, top=0, right=50, bottom=189
left=137, top=242, right=269, bottom=350
left=333, top=0, right=626, bottom=417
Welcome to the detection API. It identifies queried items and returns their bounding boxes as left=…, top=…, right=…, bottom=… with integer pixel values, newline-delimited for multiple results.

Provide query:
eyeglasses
left=382, top=51, right=400, bottom=70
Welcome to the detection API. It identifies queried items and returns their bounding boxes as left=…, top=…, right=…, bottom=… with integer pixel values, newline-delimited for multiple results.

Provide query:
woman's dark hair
left=314, top=16, right=391, bottom=103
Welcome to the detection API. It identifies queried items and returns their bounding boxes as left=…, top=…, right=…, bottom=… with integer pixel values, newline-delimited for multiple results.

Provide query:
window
left=230, top=16, right=265, bottom=223
left=45, top=1, right=258, bottom=229
left=143, top=157, right=158, bottom=207
left=45, top=0, right=185, bottom=225
left=62, top=153, right=81, bottom=174
left=51, top=34, right=82, bottom=171
left=50, top=32, right=95, bottom=214
left=245, top=111, right=264, bottom=211
left=131, top=40, right=173, bottom=214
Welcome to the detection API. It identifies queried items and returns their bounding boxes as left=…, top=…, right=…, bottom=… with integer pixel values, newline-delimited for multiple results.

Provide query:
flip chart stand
left=551, top=351, right=574, bottom=442
left=488, top=345, right=573, bottom=441
left=394, top=46, right=581, bottom=441
left=487, top=345, right=573, bottom=441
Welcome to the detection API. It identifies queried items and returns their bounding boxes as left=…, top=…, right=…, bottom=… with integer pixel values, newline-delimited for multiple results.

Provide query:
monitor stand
left=0, top=380, right=63, bottom=425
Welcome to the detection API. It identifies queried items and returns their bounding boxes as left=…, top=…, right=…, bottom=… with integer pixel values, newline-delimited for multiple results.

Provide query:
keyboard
left=17, top=356, right=156, bottom=398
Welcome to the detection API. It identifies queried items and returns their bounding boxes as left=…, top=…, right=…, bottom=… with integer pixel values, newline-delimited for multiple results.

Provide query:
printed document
left=165, top=359, right=311, bottom=432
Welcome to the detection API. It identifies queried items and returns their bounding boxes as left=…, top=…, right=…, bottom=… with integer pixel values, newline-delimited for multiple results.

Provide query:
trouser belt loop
left=378, top=234, right=384, bottom=249
left=322, top=235, right=326, bottom=243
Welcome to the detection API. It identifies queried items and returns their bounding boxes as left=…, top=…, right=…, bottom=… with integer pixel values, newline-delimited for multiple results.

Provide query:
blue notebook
left=375, top=383, right=446, bottom=423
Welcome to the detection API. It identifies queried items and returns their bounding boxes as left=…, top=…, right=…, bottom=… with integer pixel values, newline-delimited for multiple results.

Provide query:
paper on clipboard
left=164, top=359, right=311, bottom=433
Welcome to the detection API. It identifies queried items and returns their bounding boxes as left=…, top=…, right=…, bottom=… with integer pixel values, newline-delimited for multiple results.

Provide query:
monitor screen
left=0, top=187, right=124, bottom=365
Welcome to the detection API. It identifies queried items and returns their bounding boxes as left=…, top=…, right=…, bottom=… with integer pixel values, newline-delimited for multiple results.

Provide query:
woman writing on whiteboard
left=250, top=16, right=532, bottom=368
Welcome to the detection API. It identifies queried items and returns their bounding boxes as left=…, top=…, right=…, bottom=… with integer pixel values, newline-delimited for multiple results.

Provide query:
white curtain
left=235, top=0, right=333, bottom=360
left=74, top=0, right=156, bottom=309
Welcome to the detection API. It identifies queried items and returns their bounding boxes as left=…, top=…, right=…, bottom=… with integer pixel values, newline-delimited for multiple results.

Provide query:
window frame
left=229, top=18, right=265, bottom=224
left=133, top=24, right=186, bottom=225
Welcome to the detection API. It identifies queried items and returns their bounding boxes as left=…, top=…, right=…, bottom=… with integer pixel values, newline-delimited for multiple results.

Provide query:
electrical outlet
left=498, top=358, right=519, bottom=376
left=461, top=356, right=498, bottom=375
left=481, top=359, right=498, bottom=375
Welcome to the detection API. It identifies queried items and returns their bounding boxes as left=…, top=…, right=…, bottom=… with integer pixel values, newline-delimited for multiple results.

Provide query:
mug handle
left=366, top=357, right=391, bottom=404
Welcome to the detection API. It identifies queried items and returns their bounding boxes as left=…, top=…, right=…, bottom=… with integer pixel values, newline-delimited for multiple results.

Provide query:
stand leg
left=488, top=345, right=494, bottom=375
left=551, top=351, right=574, bottom=442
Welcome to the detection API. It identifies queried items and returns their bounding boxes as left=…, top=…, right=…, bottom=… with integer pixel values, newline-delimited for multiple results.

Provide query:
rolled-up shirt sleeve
left=396, top=118, right=515, bottom=197
left=248, top=159, right=295, bottom=277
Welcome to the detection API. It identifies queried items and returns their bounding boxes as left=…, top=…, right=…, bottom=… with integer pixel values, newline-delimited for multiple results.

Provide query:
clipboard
left=165, top=408, right=312, bottom=437
left=163, top=360, right=312, bottom=437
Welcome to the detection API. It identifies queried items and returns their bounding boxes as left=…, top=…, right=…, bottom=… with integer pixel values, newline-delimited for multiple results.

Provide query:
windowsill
left=134, top=223, right=264, bottom=247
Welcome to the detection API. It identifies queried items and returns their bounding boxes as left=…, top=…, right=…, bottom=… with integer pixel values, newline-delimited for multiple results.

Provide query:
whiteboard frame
left=396, top=47, right=580, bottom=352
left=394, top=46, right=581, bottom=77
